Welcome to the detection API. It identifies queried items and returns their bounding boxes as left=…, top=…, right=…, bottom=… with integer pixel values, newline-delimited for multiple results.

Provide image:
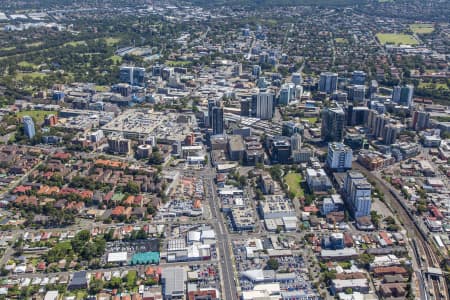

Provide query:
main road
left=201, top=164, right=238, bottom=300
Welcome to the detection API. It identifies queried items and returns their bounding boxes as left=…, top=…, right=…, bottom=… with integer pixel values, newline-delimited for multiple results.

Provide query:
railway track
left=354, top=163, right=448, bottom=300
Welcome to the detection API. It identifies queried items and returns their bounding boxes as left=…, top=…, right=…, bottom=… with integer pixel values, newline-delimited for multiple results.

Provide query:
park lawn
left=376, top=33, right=418, bottom=45
left=109, top=55, right=123, bottom=64
left=18, top=61, right=37, bottom=68
left=419, top=82, right=449, bottom=90
left=95, top=85, right=110, bottom=92
left=63, top=40, right=87, bottom=47
left=103, top=37, right=121, bottom=46
left=0, top=46, right=16, bottom=51
left=284, top=172, right=304, bottom=198
left=410, top=24, right=434, bottom=34
left=16, top=110, right=54, bottom=123
left=165, top=60, right=192, bottom=67
left=26, top=42, right=43, bottom=48
left=301, top=117, right=318, bottom=124
left=76, top=291, right=87, bottom=300
left=15, top=72, right=47, bottom=80
left=334, top=38, right=348, bottom=44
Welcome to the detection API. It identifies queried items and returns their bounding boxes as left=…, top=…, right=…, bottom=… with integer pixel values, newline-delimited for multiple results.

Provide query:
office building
left=412, top=111, right=430, bottom=131
left=144, top=135, right=157, bottom=147
left=119, top=66, right=146, bottom=86
left=321, top=194, right=344, bottom=215
left=251, top=92, right=274, bottom=120
left=292, top=149, right=312, bottom=163
left=279, top=83, right=295, bottom=105
left=241, top=99, right=250, bottom=117
left=252, top=65, right=261, bottom=78
left=208, top=99, right=218, bottom=128
left=351, top=71, right=366, bottom=85
left=392, top=85, right=413, bottom=107
left=344, top=133, right=365, bottom=150
left=322, top=232, right=345, bottom=250
left=152, top=64, right=163, bottom=77
left=112, top=83, right=132, bottom=97
left=344, top=171, right=372, bottom=218
left=321, top=105, right=345, bottom=142
left=228, top=135, right=245, bottom=161
left=291, top=133, right=302, bottom=151
left=256, top=77, right=268, bottom=89
left=161, top=67, right=173, bottom=81
left=319, top=72, right=338, bottom=94
left=279, top=85, right=291, bottom=105
left=370, top=80, right=379, bottom=97
left=270, top=137, right=291, bottom=164
left=326, top=142, right=353, bottom=172
left=107, top=135, right=131, bottom=155
left=23, top=116, right=36, bottom=139
left=292, top=73, right=303, bottom=85
left=306, top=168, right=333, bottom=192
left=90, top=130, right=104, bottom=143
left=282, top=122, right=303, bottom=137
left=212, top=106, right=224, bottom=135
left=233, top=63, right=242, bottom=76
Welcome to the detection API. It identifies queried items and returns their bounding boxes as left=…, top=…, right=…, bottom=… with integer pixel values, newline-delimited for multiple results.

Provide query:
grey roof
left=162, top=267, right=186, bottom=297
left=68, top=271, right=87, bottom=287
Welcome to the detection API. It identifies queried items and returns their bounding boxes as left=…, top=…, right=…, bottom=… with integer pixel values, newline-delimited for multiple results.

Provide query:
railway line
left=354, top=163, right=448, bottom=300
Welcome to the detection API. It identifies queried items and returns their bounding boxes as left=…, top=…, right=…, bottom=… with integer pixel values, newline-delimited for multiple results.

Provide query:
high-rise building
left=23, top=116, right=35, bottom=139
left=326, top=142, right=353, bottom=172
left=282, top=122, right=304, bottom=137
left=373, top=114, right=389, bottom=138
left=107, top=135, right=131, bottom=155
left=344, top=171, right=372, bottom=218
left=392, top=85, right=413, bottom=107
left=279, top=85, right=291, bottom=106
left=348, top=85, right=366, bottom=102
left=412, top=111, right=430, bottom=131
left=292, top=73, right=303, bottom=86
left=291, top=133, right=302, bottom=151
left=321, top=105, right=345, bottom=142
left=240, top=99, right=250, bottom=117
left=252, top=65, right=261, bottom=78
left=212, top=106, right=224, bottom=135
left=382, top=123, right=404, bottom=145
left=208, top=99, right=218, bottom=128
left=270, top=137, right=291, bottom=164
left=278, top=83, right=295, bottom=105
left=251, top=92, right=274, bottom=120
left=348, top=106, right=369, bottom=126
left=351, top=71, right=366, bottom=85
left=44, top=114, right=58, bottom=127
left=90, top=130, right=104, bottom=143
left=319, top=72, right=338, bottom=94
left=366, top=109, right=378, bottom=132
left=370, top=80, right=379, bottom=98
left=119, top=66, right=146, bottom=86
left=233, top=63, right=242, bottom=76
